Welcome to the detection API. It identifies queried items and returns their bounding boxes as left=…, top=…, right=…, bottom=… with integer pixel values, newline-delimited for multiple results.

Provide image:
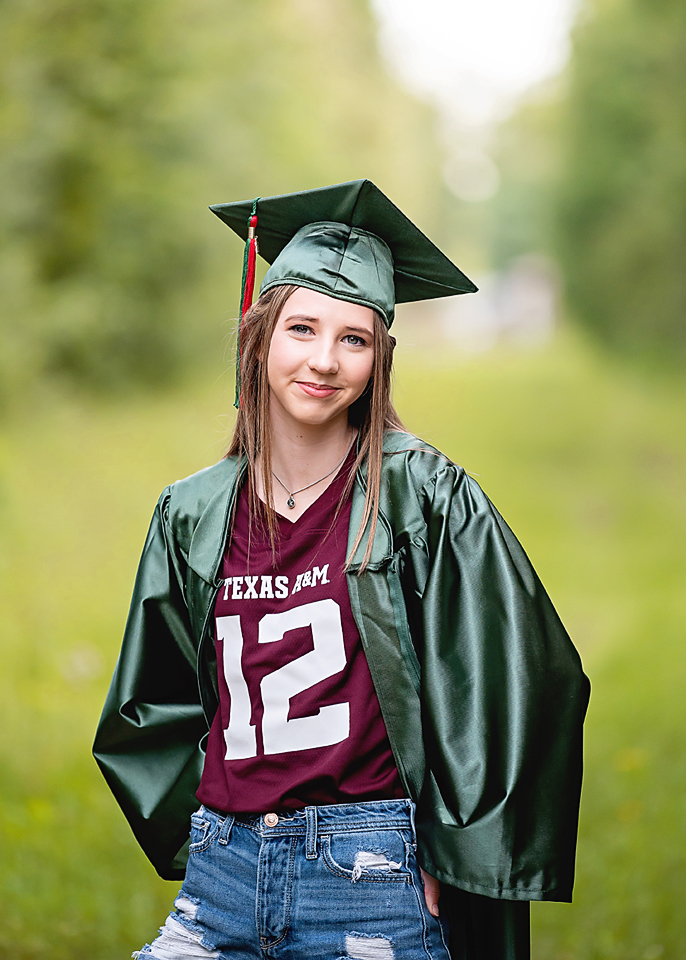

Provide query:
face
left=267, top=287, right=375, bottom=429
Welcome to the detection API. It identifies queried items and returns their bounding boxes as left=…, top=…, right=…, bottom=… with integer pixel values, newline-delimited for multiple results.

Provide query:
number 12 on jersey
left=217, top=598, right=351, bottom=759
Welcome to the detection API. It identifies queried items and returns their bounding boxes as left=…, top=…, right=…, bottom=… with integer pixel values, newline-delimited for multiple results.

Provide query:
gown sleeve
left=92, top=488, right=208, bottom=880
left=414, top=463, right=590, bottom=904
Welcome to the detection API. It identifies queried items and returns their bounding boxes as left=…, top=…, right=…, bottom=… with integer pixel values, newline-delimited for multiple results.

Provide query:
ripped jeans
left=135, top=798, right=451, bottom=960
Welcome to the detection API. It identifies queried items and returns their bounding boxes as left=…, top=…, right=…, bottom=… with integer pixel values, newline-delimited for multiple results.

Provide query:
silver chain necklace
left=272, top=435, right=356, bottom=509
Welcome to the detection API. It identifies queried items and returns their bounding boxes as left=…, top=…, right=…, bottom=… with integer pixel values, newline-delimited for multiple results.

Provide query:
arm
left=415, top=465, right=590, bottom=903
left=93, top=488, right=209, bottom=879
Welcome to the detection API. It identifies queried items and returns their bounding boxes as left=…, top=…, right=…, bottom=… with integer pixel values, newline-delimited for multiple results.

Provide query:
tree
left=0, top=0, right=441, bottom=398
left=556, top=0, right=686, bottom=361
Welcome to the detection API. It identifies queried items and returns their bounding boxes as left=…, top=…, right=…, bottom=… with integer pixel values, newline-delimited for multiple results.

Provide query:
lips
left=296, top=381, right=341, bottom=398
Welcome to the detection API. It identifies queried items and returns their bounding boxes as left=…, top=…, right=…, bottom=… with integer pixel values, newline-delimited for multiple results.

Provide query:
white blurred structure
left=395, top=256, right=559, bottom=354
left=442, top=256, right=559, bottom=351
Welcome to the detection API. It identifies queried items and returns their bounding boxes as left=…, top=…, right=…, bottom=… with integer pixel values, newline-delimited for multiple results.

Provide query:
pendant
left=287, top=496, right=296, bottom=509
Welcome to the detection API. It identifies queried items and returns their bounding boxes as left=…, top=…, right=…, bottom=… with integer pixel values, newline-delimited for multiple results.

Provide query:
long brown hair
left=227, top=284, right=404, bottom=570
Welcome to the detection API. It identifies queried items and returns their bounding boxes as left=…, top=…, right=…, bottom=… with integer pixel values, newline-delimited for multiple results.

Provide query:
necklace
left=272, top=435, right=356, bottom=509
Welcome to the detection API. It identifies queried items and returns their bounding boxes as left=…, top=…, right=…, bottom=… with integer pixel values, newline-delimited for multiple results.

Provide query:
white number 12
left=216, top=598, right=350, bottom=759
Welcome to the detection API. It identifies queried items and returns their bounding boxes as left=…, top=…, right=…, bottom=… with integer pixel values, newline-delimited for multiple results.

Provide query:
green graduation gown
left=94, top=430, right=590, bottom=959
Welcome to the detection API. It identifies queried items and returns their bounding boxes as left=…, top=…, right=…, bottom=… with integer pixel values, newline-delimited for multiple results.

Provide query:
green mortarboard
left=210, top=179, right=477, bottom=404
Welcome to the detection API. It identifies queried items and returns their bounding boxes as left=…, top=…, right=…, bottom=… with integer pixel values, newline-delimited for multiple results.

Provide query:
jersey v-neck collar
left=268, top=445, right=356, bottom=535
left=237, top=445, right=356, bottom=541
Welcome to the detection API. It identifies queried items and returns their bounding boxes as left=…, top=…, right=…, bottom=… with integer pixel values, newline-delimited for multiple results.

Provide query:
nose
left=307, top=338, right=339, bottom=375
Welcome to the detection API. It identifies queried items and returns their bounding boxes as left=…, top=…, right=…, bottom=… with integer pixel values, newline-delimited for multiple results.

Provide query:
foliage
left=555, top=0, right=686, bottom=361
left=1, top=332, right=686, bottom=956
left=0, top=0, right=202, bottom=393
left=0, top=0, right=441, bottom=399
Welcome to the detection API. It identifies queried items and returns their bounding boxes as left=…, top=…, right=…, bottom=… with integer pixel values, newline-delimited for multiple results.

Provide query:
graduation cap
left=210, top=179, right=477, bottom=405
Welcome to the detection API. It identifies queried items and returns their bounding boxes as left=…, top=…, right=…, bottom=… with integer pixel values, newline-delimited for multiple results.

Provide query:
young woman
left=94, top=180, right=589, bottom=960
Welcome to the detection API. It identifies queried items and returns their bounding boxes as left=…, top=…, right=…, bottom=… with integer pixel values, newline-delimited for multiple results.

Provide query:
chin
left=293, top=411, right=340, bottom=427
left=280, top=395, right=341, bottom=422
left=288, top=403, right=343, bottom=426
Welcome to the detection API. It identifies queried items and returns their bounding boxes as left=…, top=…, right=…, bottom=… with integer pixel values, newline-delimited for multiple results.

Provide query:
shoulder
left=379, top=429, right=492, bottom=530
left=379, top=433, right=539, bottom=592
left=157, top=455, right=241, bottom=554
left=381, top=428, right=467, bottom=491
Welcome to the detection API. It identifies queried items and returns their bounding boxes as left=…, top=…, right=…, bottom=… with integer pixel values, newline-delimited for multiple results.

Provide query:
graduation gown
left=94, top=430, right=590, bottom=959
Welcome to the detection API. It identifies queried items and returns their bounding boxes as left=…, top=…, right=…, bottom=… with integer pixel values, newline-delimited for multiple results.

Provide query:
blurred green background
left=1, top=0, right=685, bottom=957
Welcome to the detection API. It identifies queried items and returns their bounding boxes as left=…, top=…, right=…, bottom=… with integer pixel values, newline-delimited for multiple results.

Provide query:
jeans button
left=264, top=813, right=279, bottom=827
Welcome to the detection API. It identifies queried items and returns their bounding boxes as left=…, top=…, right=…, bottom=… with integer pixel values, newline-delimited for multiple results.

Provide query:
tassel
left=235, top=198, right=259, bottom=408
left=240, top=214, right=258, bottom=317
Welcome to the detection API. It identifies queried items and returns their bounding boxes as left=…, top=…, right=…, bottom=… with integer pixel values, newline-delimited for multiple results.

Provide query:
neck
left=267, top=407, right=353, bottom=491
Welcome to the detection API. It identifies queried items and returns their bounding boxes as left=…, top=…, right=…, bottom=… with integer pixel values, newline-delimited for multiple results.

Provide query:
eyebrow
left=283, top=314, right=372, bottom=336
left=343, top=325, right=373, bottom=336
left=283, top=313, right=319, bottom=323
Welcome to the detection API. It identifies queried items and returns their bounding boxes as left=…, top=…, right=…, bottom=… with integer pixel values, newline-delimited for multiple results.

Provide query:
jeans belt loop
left=407, top=799, right=417, bottom=848
left=305, top=806, right=318, bottom=860
left=218, top=814, right=235, bottom=846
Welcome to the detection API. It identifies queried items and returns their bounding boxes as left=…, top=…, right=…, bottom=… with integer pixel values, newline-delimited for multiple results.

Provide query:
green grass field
left=1, top=327, right=685, bottom=959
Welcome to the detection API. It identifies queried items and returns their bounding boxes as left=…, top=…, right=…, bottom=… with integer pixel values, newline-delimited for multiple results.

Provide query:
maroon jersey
left=196, top=455, right=403, bottom=813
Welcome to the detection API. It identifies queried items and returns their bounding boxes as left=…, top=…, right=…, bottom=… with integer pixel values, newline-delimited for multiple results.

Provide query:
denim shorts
left=135, top=798, right=451, bottom=960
